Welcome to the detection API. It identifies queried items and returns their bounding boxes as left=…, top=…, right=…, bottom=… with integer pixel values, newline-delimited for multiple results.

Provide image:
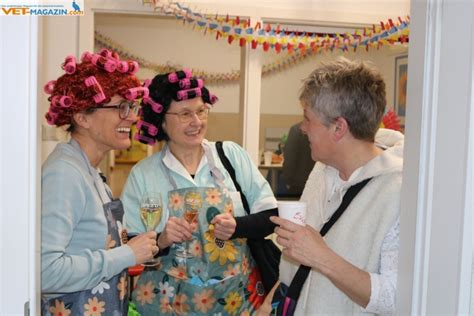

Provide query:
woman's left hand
left=271, top=216, right=373, bottom=308
left=211, top=213, right=236, bottom=240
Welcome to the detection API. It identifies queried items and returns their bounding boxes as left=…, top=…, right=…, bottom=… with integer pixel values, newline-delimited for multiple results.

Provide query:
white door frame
left=0, top=16, right=40, bottom=315
left=396, top=0, right=474, bottom=314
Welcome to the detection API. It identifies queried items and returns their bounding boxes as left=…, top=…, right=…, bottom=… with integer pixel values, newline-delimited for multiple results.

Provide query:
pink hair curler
left=46, top=110, right=58, bottom=125
left=117, top=61, right=129, bottom=73
left=62, top=55, right=77, bottom=74
left=59, top=96, right=73, bottom=107
left=98, top=49, right=111, bottom=58
left=168, top=69, right=192, bottom=83
left=134, top=133, right=156, bottom=145
left=84, top=76, right=106, bottom=103
left=91, top=54, right=117, bottom=73
left=179, top=78, right=204, bottom=89
left=111, top=51, right=120, bottom=61
left=51, top=95, right=73, bottom=108
left=92, top=93, right=106, bottom=104
left=117, top=61, right=139, bottom=74
left=125, top=87, right=149, bottom=101
left=143, top=79, right=151, bottom=88
left=136, top=120, right=159, bottom=136
left=127, top=61, right=139, bottom=75
left=143, top=97, right=163, bottom=114
left=176, top=88, right=202, bottom=101
left=98, top=49, right=119, bottom=61
left=44, top=80, right=56, bottom=94
left=81, top=51, right=94, bottom=63
left=50, top=96, right=61, bottom=112
left=209, top=93, right=219, bottom=105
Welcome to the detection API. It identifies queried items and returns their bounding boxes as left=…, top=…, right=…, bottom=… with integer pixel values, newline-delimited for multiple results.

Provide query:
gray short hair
left=299, top=57, right=386, bottom=141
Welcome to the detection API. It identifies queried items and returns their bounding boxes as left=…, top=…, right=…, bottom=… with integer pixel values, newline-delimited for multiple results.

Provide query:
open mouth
left=185, top=129, right=200, bottom=136
left=116, top=127, right=131, bottom=134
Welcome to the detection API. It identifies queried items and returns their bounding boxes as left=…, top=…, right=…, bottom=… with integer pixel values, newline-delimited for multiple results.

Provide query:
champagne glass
left=140, top=192, right=163, bottom=266
left=176, top=190, right=201, bottom=259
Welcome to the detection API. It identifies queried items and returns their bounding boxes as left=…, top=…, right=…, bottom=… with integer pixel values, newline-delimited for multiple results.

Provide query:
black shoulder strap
left=217, top=140, right=372, bottom=306
left=284, top=177, right=373, bottom=302
left=215, top=141, right=251, bottom=215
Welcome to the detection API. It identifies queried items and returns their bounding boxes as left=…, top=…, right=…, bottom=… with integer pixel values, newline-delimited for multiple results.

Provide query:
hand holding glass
left=176, top=191, right=200, bottom=259
left=277, top=201, right=307, bottom=226
left=140, top=192, right=163, bottom=266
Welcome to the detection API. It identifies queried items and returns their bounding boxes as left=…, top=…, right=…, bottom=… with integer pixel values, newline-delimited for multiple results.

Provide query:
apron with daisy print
left=132, top=144, right=265, bottom=315
left=42, top=140, right=129, bottom=316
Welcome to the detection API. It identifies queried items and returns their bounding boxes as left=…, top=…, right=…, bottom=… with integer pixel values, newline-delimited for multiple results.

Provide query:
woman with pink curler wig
left=41, top=49, right=160, bottom=315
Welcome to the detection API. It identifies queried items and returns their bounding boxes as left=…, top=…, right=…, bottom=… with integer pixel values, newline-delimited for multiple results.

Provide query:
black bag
left=215, top=141, right=281, bottom=293
left=275, top=177, right=373, bottom=316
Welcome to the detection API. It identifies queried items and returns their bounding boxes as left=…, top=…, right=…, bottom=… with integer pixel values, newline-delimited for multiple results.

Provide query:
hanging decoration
left=95, top=31, right=324, bottom=84
left=380, top=110, right=402, bottom=132
left=96, top=1, right=409, bottom=84
left=142, top=0, right=409, bottom=54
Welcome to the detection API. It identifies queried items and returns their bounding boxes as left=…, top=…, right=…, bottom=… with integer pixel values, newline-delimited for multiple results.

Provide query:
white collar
left=161, top=141, right=209, bottom=182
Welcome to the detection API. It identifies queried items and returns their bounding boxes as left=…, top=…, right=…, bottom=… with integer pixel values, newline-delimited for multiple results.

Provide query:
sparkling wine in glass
left=140, top=192, right=163, bottom=266
left=176, top=190, right=201, bottom=259
left=184, top=209, right=199, bottom=224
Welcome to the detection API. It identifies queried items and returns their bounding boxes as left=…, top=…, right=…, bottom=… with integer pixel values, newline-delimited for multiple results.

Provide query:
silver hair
left=299, top=57, right=386, bottom=141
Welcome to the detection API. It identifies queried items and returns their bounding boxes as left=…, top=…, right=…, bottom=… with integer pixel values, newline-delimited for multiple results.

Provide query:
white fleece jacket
left=279, top=128, right=404, bottom=315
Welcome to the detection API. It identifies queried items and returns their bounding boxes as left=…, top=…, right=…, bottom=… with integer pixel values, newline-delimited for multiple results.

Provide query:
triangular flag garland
left=95, top=31, right=339, bottom=84
left=96, top=1, right=409, bottom=84
left=142, top=0, right=409, bottom=54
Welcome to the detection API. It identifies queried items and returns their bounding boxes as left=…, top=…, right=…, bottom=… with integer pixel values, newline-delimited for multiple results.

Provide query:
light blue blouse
left=41, top=140, right=135, bottom=295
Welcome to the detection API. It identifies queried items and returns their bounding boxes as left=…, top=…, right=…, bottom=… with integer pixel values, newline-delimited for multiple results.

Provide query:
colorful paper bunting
left=95, top=31, right=346, bottom=84
left=144, top=0, right=409, bottom=54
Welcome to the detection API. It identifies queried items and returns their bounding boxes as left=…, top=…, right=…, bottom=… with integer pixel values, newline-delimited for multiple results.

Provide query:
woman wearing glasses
left=41, top=50, right=159, bottom=315
left=121, top=71, right=278, bottom=315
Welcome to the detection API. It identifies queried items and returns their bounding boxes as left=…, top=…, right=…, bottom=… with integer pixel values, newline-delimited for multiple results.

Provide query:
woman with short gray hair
left=264, top=58, right=403, bottom=315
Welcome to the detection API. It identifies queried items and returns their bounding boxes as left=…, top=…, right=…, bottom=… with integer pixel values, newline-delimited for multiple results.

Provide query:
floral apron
left=42, top=140, right=129, bottom=316
left=132, top=144, right=265, bottom=315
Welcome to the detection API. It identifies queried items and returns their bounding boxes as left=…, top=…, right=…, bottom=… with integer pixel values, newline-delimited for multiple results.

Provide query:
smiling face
left=81, top=95, right=138, bottom=153
left=162, top=97, right=208, bottom=152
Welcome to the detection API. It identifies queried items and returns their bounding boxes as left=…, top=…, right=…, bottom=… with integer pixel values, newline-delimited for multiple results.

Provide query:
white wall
left=96, top=14, right=240, bottom=114
left=261, top=46, right=407, bottom=115
left=39, top=17, right=81, bottom=162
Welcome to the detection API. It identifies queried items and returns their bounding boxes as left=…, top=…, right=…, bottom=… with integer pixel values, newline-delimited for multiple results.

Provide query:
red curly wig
left=45, top=49, right=142, bottom=128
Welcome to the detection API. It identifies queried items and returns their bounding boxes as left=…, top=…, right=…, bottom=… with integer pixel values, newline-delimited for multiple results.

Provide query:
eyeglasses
left=166, top=108, right=209, bottom=123
left=94, top=100, right=140, bottom=119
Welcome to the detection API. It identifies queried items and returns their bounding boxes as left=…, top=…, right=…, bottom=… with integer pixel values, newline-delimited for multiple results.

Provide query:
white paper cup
left=264, top=151, right=273, bottom=165
left=277, top=201, right=307, bottom=225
